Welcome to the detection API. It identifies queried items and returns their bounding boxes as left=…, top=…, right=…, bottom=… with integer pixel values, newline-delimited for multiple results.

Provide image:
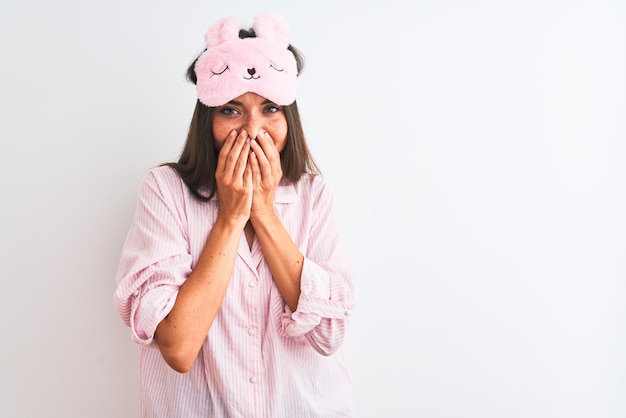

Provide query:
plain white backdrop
left=1, top=0, right=624, bottom=417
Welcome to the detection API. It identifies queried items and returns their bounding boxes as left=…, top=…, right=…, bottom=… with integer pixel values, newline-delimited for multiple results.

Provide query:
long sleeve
left=113, top=169, right=193, bottom=345
left=279, top=176, right=355, bottom=356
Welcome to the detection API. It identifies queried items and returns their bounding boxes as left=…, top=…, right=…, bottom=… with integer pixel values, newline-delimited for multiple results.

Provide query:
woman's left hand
left=249, top=130, right=282, bottom=219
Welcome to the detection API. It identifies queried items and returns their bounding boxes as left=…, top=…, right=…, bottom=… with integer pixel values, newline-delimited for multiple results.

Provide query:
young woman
left=113, top=12, right=355, bottom=417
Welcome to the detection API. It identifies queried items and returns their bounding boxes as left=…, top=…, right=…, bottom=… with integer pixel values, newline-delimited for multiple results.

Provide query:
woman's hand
left=249, top=130, right=283, bottom=220
left=215, top=129, right=253, bottom=225
left=248, top=130, right=302, bottom=311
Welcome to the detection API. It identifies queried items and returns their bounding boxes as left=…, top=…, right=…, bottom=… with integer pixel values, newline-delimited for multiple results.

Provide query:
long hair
left=165, top=28, right=319, bottom=202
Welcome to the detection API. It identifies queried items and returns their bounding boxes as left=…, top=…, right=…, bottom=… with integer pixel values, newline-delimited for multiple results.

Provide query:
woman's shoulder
left=295, top=173, right=326, bottom=186
left=137, top=165, right=186, bottom=197
left=292, top=173, right=334, bottom=199
left=144, top=164, right=179, bottom=181
left=139, top=165, right=182, bottom=186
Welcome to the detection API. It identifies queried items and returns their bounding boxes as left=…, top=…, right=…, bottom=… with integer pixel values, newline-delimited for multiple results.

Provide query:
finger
left=216, top=130, right=238, bottom=172
left=243, top=159, right=253, bottom=188
left=257, top=131, right=282, bottom=172
left=248, top=150, right=261, bottom=184
left=249, top=138, right=270, bottom=165
left=233, top=138, right=251, bottom=180
left=256, top=130, right=280, bottom=159
left=250, top=139, right=272, bottom=179
left=224, top=130, right=249, bottom=174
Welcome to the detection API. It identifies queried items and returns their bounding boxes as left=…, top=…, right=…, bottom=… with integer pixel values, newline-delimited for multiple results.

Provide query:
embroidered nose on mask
left=245, top=67, right=260, bottom=80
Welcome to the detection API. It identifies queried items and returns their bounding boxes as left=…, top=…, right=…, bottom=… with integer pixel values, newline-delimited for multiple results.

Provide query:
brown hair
left=165, top=28, right=319, bottom=202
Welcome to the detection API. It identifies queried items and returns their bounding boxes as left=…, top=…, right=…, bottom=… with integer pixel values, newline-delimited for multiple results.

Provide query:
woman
left=113, top=11, right=355, bottom=417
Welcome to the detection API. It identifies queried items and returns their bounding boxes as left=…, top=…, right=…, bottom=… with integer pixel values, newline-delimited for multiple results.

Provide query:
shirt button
left=248, top=328, right=256, bottom=336
left=344, top=310, right=352, bottom=316
left=134, top=290, right=139, bottom=297
left=250, top=375, right=258, bottom=384
left=248, top=280, right=256, bottom=288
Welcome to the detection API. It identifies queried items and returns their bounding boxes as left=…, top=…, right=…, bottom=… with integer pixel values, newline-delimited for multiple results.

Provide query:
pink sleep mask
left=195, top=12, right=298, bottom=107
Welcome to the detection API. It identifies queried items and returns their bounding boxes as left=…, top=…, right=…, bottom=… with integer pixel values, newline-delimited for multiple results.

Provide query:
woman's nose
left=243, top=115, right=263, bottom=140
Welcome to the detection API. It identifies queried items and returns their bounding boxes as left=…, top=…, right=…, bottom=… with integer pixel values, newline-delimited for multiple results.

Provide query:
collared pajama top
left=114, top=166, right=355, bottom=417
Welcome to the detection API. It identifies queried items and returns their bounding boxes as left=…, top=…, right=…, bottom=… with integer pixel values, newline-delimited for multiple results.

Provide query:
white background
left=1, top=0, right=625, bottom=417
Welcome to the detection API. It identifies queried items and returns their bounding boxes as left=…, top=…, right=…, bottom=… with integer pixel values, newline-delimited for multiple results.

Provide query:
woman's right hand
left=155, top=129, right=253, bottom=373
left=215, top=129, right=253, bottom=226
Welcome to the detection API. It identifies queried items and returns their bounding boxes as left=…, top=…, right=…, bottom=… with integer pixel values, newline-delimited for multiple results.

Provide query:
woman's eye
left=264, top=105, right=280, bottom=113
left=218, top=107, right=238, bottom=115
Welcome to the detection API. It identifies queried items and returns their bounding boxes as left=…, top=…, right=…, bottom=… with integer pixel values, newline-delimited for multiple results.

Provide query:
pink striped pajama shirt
left=114, top=166, right=355, bottom=417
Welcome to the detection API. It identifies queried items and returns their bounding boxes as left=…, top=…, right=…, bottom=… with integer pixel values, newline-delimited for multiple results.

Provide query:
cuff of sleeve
left=130, top=286, right=179, bottom=346
left=280, top=258, right=354, bottom=337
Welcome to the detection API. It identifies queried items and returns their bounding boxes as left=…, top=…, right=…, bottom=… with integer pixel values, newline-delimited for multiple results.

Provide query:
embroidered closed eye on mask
left=195, top=12, right=298, bottom=107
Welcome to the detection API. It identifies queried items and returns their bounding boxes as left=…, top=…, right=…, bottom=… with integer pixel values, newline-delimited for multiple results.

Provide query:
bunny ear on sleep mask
left=194, top=12, right=298, bottom=107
